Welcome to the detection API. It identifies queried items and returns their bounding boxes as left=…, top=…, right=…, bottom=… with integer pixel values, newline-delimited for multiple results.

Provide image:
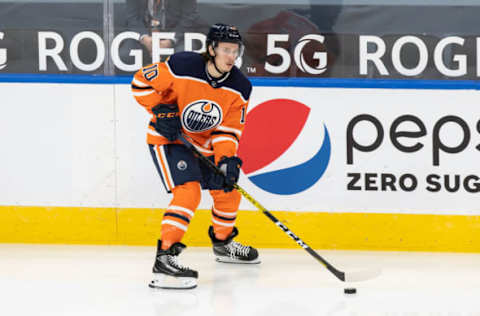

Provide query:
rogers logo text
left=359, top=35, right=480, bottom=78
left=0, top=32, right=7, bottom=70
left=182, top=100, right=222, bottom=133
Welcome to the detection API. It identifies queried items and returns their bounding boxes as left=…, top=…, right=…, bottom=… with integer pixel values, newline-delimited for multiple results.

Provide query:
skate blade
left=149, top=273, right=197, bottom=290
left=215, top=256, right=261, bottom=264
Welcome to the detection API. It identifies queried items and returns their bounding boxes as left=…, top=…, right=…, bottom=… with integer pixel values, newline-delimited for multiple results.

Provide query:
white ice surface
left=1, top=244, right=479, bottom=316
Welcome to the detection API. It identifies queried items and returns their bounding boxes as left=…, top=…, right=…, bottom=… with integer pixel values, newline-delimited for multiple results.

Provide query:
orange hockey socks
left=161, top=181, right=201, bottom=249
left=210, top=189, right=241, bottom=240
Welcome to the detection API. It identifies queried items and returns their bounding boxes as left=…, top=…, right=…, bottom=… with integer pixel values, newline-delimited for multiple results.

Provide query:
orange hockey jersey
left=131, top=52, right=252, bottom=163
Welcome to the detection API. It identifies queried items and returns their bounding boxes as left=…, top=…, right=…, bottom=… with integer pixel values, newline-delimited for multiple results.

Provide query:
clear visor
left=213, top=43, right=244, bottom=59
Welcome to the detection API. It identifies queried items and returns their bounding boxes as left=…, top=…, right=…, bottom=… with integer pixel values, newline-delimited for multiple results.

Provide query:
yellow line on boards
left=0, top=206, right=479, bottom=252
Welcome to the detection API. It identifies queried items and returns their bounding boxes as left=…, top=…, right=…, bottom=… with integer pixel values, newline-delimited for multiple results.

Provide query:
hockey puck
left=344, top=288, right=357, bottom=294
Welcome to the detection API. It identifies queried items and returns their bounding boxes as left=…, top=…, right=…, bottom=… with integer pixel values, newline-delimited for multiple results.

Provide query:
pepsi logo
left=182, top=100, right=223, bottom=133
left=237, top=98, right=331, bottom=195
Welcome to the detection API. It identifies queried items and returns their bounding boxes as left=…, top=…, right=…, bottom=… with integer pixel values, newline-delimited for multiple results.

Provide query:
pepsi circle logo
left=237, top=99, right=331, bottom=195
left=182, top=100, right=223, bottom=133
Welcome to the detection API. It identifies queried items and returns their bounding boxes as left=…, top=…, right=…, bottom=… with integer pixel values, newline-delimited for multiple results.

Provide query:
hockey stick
left=178, top=134, right=380, bottom=282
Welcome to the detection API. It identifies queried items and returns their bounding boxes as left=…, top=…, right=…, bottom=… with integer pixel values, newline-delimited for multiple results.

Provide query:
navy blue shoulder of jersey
left=223, top=66, right=252, bottom=102
left=166, top=51, right=252, bottom=102
left=166, top=51, right=207, bottom=81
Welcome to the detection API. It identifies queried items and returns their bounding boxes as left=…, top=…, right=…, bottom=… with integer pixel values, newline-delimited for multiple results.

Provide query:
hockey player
left=131, top=23, right=260, bottom=290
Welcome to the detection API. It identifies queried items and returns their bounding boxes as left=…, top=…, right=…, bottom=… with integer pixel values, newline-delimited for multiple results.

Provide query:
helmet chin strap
left=212, top=59, right=226, bottom=76
left=208, top=46, right=228, bottom=77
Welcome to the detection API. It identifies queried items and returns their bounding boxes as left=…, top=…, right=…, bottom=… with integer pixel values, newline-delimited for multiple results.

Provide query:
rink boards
left=0, top=80, right=479, bottom=251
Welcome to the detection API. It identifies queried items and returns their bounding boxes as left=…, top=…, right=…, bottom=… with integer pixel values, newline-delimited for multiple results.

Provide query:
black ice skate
left=208, top=226, right=260, bottom=264
left=149, top=240, right=198, bottom=289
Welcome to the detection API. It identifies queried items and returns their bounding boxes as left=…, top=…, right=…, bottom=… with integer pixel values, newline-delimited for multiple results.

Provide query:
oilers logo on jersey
left=177, top=160, right=188, bottom=171
left=182, top=100, right=223, bottom=133
left=132, top=51, right=252, bottom=162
